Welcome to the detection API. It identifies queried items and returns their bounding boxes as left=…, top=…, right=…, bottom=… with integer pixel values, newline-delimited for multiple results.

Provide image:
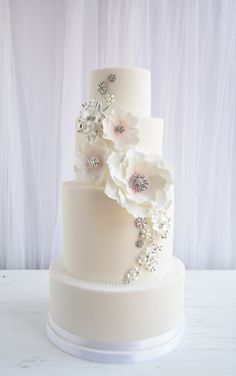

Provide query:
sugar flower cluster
left=74, top=91, right=173, bottom=283
left=75, top=100, right=173, bottom=220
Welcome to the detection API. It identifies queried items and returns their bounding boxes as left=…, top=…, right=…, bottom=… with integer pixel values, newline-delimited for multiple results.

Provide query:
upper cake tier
left=89, top=67, right=151, bottom=117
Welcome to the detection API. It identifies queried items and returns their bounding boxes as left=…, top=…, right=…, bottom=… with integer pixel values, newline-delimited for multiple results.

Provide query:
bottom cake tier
left=47, top=256, right=185, bottom=363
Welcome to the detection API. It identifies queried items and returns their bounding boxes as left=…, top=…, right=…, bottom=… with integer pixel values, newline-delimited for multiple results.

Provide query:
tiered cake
left=47, top=67, right=185, bottom=363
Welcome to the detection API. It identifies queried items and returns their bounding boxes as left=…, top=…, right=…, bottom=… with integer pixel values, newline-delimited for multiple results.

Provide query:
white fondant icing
left=137, top=117, right=163, bottom=154
left=62, top=181, right=174, bottom=284
left=49, top=256, right=185, bottom=342
left=89, top=67, right=151, bottom=117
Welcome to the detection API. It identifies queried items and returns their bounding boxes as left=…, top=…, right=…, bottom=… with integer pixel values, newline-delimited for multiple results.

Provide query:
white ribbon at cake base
left=47, top=316, right=185, bottom=363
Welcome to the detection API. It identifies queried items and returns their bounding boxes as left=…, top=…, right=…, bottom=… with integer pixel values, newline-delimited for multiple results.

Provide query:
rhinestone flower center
left=88, top=156, right=100, bottom=168
left=129, top=173, right=149, bottom=193
left=114, top=124, right=125, bottom=134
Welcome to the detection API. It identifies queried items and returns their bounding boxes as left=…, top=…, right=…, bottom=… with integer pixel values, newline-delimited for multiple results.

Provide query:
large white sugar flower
left=105, top=150, right=174, bottom=217
left=102, top=108, right=139, bottom=150
left=74, top=139, right=110, bottom=184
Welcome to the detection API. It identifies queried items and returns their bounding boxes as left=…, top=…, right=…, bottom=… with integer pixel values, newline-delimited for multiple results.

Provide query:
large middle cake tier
left=62, top=182, right=174, bottom=284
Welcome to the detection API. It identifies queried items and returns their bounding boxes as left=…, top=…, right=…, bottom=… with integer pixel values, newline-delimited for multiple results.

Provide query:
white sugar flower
left=102, top=108, right=139, bottom=150
left=105, top=150, right=174, bottom=217
left=74, top=139, right=110, bottom=184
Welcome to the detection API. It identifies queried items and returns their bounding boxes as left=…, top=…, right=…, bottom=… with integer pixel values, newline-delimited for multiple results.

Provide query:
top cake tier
left=89, top=67, right=151, bottom=117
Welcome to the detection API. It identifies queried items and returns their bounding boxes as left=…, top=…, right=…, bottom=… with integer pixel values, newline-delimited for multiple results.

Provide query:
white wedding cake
left=47, top=67, right=185, bottom=363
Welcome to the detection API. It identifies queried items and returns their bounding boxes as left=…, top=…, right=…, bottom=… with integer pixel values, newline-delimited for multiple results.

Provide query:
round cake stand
left=47, top=316, right=185, bottom=363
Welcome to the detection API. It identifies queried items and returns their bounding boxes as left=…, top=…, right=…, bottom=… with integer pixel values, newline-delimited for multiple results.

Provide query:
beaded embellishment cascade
left=75, top=71, right=173, bottom=284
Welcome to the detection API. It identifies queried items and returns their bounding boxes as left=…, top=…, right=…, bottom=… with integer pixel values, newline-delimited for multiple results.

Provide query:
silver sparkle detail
left=108, top=73, right=116, bottom=83
left=104, top=93, right=115, bottom=105
left=115, top=124, right=125, bottom=134
left=124, top=210, right=167, bottom=283
left=87, top=156, right=100, bottom=168
left=124, top=266, right=141, bottom=284
left=138, top=246, right=159, bottom=272
left=129, top=173, right=149, bottom=193
left=135, top=239, right=144, bottom=248
left=141, top=229, right=156, bottom=244
left=135, top=217, right=148, bottom=229
left=76, top=100, right=104, bottom=142
left=139, top=229, right=147, bottom=239
left=151, top=210, right=171, bottom=239
left=97, top=81, right=107, bottom=95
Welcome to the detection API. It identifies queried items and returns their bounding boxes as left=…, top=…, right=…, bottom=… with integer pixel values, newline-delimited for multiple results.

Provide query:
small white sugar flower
left=74, top=139, right=110, bottom=184
left=102, top=108, right=139, bottom=150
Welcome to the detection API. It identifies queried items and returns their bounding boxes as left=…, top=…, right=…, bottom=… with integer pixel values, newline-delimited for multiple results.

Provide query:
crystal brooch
left=129, top=173, right=149, bottom=192
left=108, top=73, right=116, bottom=83
left=87, top=157, right=100, bottom=168
left=97, top=81, right=107, bottom=95
left=138, top=247, right=159, bottom=272
left=104, top=93, right=115, bottom=105
left=124, top=266, right=141, bottom=284
left=135, top=217, right=148, bottom=229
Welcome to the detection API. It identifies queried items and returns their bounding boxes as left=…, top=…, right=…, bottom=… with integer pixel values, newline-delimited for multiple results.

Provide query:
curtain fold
left=0, top=0, right=236, bottom=269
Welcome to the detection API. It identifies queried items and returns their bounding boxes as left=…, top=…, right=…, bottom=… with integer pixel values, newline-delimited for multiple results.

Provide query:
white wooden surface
left=0, top=270, right=236, bottom=376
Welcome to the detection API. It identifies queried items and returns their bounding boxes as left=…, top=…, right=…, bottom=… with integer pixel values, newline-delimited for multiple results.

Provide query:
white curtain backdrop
left=0, top=0, right=236, bottom=269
